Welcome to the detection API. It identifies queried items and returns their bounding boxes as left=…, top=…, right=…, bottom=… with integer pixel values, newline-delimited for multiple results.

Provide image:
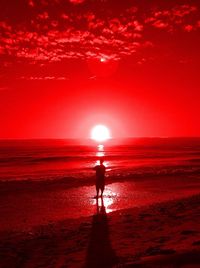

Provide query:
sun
left=91, top=125, right=111, bottom=142
left=100, top=58, right=106, bottom=62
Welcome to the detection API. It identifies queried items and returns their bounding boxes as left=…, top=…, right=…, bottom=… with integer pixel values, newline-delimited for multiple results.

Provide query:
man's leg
left=96, top=184, right=99, bottom=198
left=100, top=185, right=105, bottom=196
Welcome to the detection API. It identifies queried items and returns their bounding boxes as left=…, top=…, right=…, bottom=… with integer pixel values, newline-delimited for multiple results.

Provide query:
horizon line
left=0, top=136, right=200, bottom=140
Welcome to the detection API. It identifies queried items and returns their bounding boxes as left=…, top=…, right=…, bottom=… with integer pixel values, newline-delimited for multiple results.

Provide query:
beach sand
left=0, top=176, right=200, bottom=267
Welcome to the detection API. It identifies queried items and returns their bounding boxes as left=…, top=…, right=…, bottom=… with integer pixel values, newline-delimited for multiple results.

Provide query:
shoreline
left=0, top=171, right=199, bottom=194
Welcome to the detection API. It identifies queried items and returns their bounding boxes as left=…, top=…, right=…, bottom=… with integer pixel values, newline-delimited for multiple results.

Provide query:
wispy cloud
left=19, top=76, right=69, bottom=80
left=0, top=87, right=8, bottom=91
left=69, top=0, right=85, bottom=4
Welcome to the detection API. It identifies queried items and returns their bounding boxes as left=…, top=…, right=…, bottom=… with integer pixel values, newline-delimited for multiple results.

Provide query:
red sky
left=0, top=0, right=200, bottom=139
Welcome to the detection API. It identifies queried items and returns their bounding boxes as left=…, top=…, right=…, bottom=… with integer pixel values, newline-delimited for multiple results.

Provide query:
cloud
left=0, top=14, right=147, bottom=63
left=0, top=87, right=8, bottom=91
left=69, top=0, right=85, bottom=4
left=152, top=20, right=169, bottom=29
left=19, top=76, right=69, bottom=80
left=145, top=4, right=198, bottom=32
left=0, top=21, right=12, bottom=31
left=37, top=12, right=49, bottom=20
left=172, top=5, right=197, bottom=17
left=0, top=1, right=199, bottom=67
left=28, top=0, right=35, bottom=7
left=184, top=25, right=194, bottom=32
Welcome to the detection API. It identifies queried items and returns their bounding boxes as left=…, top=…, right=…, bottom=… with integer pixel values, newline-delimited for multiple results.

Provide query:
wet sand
left=0, top=175, right=200, bottom=267
left=0, top=175, right=200, bottom=232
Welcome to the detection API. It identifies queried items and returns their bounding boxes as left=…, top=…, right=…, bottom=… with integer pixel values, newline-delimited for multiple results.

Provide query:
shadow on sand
left=85, top=197, right=118, bottom=268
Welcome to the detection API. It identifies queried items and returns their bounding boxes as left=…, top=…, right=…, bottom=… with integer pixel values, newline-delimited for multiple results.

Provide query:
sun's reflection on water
left=97, top=144, right=104, bottom=151
left=96, top=152, right=105, bottom=157
left=95, top=144, right=105, bottom=165
left=91, top=188, right=117, bottom=213
left=95, top=144, right=111, bottom=168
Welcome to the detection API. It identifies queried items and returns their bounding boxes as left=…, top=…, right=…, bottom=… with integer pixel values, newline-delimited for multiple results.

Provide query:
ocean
left=0, top=138, right=200, bottom=183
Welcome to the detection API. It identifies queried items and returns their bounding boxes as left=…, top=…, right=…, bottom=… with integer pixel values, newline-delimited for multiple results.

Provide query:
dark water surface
left=0, top=138, right=200, bottom=182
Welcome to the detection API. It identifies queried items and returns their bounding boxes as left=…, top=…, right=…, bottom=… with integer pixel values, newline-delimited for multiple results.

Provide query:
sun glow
left=91, top=125, right=111, bottom=142
left=100, top=57, right=106, bottom=62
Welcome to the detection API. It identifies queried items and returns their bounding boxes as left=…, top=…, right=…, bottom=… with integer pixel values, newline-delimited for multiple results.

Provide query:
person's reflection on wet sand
left=85, top=197, right=118, bottom=267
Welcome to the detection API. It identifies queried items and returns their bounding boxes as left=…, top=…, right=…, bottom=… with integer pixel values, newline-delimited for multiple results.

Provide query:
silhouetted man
left=94, top=159, right=106, bottom=198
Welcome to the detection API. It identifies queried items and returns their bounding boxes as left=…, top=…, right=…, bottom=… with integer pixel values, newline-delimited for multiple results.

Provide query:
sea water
left=0, top=138, right=200, bottom=182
